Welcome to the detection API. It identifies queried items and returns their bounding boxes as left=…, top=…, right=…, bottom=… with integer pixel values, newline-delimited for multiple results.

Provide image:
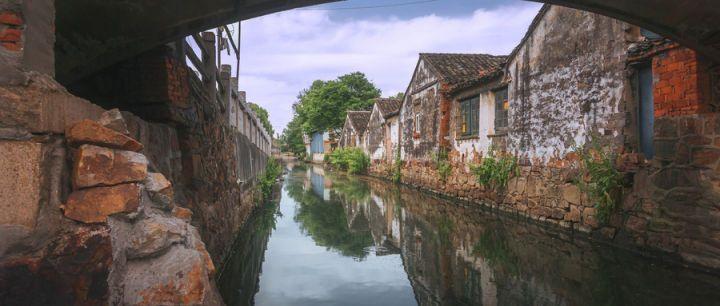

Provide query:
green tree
left=294, top=72, right=381, bottom=134
left=249, top=103, right=274, bottom=136
left=280, top=116, right=306, bottom=156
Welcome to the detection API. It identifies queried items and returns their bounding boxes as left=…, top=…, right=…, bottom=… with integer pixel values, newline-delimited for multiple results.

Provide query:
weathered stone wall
left=400, top=59, right=441, bottom=160
left=64, top=45, right=270, bottom=264
left=0, top=118, right=113, bottom=305
left=0, top=71, right=228, bottom=303
left=1, top=33, right=269, bottom=303
left=367, top=104, right=386, bottom=160
left=507, top=5, right=633, bottom=161
left=618, top=112, right=720, bottom=268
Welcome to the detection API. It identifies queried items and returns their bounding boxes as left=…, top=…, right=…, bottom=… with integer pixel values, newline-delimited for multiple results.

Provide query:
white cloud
left=229, top=3, right=542, bottom=133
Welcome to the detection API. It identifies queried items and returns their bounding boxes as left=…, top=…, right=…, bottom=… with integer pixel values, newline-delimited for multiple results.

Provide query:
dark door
left=638, top=66, right=654, bottom=159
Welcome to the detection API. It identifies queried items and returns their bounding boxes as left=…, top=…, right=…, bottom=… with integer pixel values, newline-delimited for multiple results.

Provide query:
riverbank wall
left=0, top=7, right=270, bottom=304
left=358, top=175, right=720, bottom=304
left=370, top=117, right=720, bottom=272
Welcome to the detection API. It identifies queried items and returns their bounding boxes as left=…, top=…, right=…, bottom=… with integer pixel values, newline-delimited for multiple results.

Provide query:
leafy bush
left=259, top=158, right=282, bottom=200
left=573, top=143, right=624, bottom=224
left=471, top=151, right=518, bottom=191
left=391, top=149, right=402, bottom=183
left=431, top=148, right=452, bottom=182
left=326, top=148, right=370, bottom=174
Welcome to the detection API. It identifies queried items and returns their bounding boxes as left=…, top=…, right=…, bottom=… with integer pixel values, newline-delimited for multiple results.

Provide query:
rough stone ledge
left=62, top=183, right=142, bottom=224
left=73, top=144, right=149, bottom=189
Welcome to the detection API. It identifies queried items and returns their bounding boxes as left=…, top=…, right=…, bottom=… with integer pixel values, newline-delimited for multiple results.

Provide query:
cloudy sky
left=226, top=0, right=543, bottom=134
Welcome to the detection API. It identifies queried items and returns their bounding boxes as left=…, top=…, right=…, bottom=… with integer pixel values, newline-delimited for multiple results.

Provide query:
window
left=459, top=96, right=479, bottom=137
left=414, top=113, right=422, bottom=133
left=494, top=88, right=509, bottom=131
left=638, top=65, right=654, bottom=158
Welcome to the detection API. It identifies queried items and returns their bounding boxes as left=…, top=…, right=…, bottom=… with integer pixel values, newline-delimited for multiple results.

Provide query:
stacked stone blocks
left=61, top=109, right=220, bottom=305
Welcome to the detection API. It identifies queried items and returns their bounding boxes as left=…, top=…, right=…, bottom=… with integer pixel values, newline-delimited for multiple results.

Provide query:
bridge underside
left=534, top=0, right=720, bottom=65
left=56, top=0, right=719, bottom=85
left=55, top=0, right=336, bottom=84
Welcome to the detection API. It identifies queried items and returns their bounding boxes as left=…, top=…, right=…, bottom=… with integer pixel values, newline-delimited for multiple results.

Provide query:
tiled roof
left=347, top=111, right=371, bottom=134
left=375, top=98, right=402, bottom=118
left=627, top=38, right=675, bottom=59
left=447, top=66, right=505, bottom=94
left=420, top=53, right=508, bottom=85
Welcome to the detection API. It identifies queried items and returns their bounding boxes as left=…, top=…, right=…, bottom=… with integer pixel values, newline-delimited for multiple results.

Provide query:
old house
left=366, top=98, right=402, bottom=162
left=399, top=53, right=507, bottom=161
left=304, top=131, right=336, bottom=163
left=340, top=110, right=371, bottom=149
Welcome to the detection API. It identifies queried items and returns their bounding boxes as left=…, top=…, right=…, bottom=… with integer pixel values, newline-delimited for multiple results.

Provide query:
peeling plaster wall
left=507, top=6, right=633, bottom=162
left=367, top=105, right=386, bottom=160
left=388, top=116, right=400, bottom=159
left=340, top=117, right=356, bottom=148
left=401, top=59, right=441, bottom=160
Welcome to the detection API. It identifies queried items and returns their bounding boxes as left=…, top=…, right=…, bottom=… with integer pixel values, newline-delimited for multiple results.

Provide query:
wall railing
left=176, top=26, right=272, bottom=155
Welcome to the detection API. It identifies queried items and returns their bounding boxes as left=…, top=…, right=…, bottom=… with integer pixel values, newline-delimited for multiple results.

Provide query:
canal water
left=218, top=164, right=720, bottom=306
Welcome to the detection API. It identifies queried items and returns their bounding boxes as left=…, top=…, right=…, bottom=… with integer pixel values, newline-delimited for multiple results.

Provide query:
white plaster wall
left=453, top=91, right=496, bottom=159
left=312, top=153, right=324, bottom=163
left=389, top=117, right=399, bottom=155
left=371, top=143, right=385, bottom=160
left=368, top=105, right=386, bottom=161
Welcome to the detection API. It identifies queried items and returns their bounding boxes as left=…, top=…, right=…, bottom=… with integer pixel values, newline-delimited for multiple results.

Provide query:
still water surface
left=218, top=164, right=720, bottom=306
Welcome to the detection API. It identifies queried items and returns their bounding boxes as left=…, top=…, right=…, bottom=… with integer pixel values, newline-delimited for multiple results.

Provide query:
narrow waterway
left=218, top=164, right=720, bottom=306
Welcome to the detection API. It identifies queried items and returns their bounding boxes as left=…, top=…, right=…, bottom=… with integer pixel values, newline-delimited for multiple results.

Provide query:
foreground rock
left=98, top=108, right=130, bottom=135
left=73, top=144, right=148, bottom=189
left=123, top=246, right=218, bottom=305
left=144, top=172, right=174, bottom=210
left=63, top=183, right=141, bottom=223
left=66, top=119, right=143, bottom=152
left=126, top=215, right=187, bottom=259
left=0, top=226, right=113, bottom=305
left=71, top=111, right=224, bottom=305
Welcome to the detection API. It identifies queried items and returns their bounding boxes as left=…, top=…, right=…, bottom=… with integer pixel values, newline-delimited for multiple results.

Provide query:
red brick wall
left=128, top=48, right=190, bottom=107
left=438, top=83, right=452, bottom=148
left=0, top=10, right=23, bottom=52
left=652, top=47, right=712, bottom=117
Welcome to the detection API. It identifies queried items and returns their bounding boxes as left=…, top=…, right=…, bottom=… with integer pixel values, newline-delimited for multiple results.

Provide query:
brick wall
left=126, top=47, right=190, bottom=108
left=0, top=10, right=23, bottom=52
left=652, top=47, right=713, bottom=116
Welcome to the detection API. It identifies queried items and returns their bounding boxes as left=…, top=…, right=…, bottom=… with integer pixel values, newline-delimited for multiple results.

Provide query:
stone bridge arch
left=54, top=0, right=719, bottom=86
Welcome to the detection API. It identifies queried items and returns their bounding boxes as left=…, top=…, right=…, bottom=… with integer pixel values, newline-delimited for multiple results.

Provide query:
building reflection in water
left=220, top=166, right=720, bottom=306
